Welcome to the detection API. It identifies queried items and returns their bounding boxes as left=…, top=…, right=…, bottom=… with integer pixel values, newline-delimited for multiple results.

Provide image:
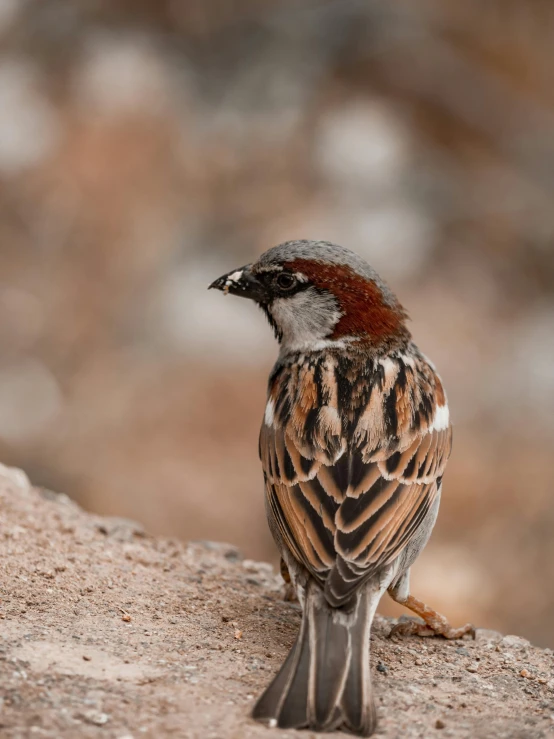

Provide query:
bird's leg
left=280, top=558, right=297, bottom=602
left=387, top=570, right=475, bottom=639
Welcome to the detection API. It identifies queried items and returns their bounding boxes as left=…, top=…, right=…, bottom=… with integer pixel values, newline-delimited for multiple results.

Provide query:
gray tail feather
left=252, top=582, right=377, bottom=737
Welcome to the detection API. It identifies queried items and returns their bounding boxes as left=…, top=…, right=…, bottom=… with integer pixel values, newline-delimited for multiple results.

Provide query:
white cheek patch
left=429, top=403, right=450, bottom=432
left=269, top=288, right=343, bottom=353
left=265, top=397, right=275, bottom=427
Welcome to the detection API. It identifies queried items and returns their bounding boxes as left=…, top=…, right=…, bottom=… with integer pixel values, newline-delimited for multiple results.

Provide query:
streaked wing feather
left=261, top=353, right=452, bottom=606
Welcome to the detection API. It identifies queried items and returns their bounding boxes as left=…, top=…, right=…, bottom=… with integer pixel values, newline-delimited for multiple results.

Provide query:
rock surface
left=0, top=464, right=553, bottom=739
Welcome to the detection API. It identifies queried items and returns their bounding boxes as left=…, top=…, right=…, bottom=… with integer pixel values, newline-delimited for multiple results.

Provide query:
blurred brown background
left=0, top=0, right=553, bottom=645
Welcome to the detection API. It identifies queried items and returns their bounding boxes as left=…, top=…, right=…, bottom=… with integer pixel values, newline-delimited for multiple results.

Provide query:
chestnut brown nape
left=284, top=259, right=411, bottom=345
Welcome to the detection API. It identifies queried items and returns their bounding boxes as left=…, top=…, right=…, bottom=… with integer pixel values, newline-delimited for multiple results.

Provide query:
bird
left=209, top=240, right=474, bottom=736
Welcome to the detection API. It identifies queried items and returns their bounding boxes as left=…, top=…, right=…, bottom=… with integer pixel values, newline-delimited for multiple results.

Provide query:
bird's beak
left=208, top=264, right=268, bottom=303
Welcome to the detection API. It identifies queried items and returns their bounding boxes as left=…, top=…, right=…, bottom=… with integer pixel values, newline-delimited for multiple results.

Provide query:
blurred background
left=0, top=0, right=553, bottom=645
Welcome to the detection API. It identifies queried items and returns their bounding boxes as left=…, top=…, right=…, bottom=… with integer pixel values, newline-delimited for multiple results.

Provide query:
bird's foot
left=388, top=594, right=475, bottom=640
left=280, top=558, right=298, bottom=602
left=283, top=584, right=297, bottom=602
left=389, top=618, right=475, bottom=639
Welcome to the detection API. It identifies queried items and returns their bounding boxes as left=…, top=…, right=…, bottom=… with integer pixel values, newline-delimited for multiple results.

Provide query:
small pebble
left=435, top=719, right=446, bottom=729
left=520, top=669, right=531, bottom=679
left=81, top=711, right=109, bottom=726
left=501, top=635, right=530, bottom=650
left=377, top=662, right=388, bottom=674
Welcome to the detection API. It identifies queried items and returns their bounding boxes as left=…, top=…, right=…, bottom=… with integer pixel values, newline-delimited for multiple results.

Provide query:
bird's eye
left=276, top=273, right=296, bottom=291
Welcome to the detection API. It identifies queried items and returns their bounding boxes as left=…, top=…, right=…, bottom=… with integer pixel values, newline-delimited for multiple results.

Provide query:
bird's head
left=209, top=240, right=410, bottom=355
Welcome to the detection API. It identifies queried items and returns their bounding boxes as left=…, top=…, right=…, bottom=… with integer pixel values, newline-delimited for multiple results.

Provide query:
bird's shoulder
left=262, top=345, right=450, bottom=465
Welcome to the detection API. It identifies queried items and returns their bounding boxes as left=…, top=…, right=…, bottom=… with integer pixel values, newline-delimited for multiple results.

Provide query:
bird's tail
left=252, top=581, right=378, bottom=736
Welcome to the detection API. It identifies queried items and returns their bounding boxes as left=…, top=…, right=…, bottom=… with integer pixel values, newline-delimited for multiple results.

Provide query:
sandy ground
left=1, top=465, right=553, bottom=739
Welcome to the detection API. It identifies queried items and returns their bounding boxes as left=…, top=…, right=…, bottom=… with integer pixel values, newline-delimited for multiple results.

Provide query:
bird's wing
left=259, top=353, right=452, bottom=605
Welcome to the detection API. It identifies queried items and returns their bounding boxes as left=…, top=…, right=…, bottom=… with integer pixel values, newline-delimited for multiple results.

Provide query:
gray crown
left=256, top=240, right=398, bottom=307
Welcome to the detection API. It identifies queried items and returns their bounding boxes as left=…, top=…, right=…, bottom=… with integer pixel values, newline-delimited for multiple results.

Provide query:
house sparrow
left=209, top=240, right=474, bottom=736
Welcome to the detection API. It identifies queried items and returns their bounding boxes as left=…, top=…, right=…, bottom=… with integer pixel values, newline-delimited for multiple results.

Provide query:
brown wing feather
left=260, top=352, right=452, bottom=606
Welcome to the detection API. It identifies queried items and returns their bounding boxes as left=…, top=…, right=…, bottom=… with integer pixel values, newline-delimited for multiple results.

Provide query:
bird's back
left=259, top=344, right=452, bottom=607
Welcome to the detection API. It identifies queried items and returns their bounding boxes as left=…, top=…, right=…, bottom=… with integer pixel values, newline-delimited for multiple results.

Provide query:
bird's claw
left=389, top=619, right=476, bottom=640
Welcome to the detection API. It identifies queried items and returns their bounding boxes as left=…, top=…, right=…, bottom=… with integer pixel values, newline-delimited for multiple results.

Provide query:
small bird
left=209, top=240, right=473, bottom=736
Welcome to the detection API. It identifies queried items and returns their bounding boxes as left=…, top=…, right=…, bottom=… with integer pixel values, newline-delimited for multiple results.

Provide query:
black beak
left=209, top=264, right=268, bottom=303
